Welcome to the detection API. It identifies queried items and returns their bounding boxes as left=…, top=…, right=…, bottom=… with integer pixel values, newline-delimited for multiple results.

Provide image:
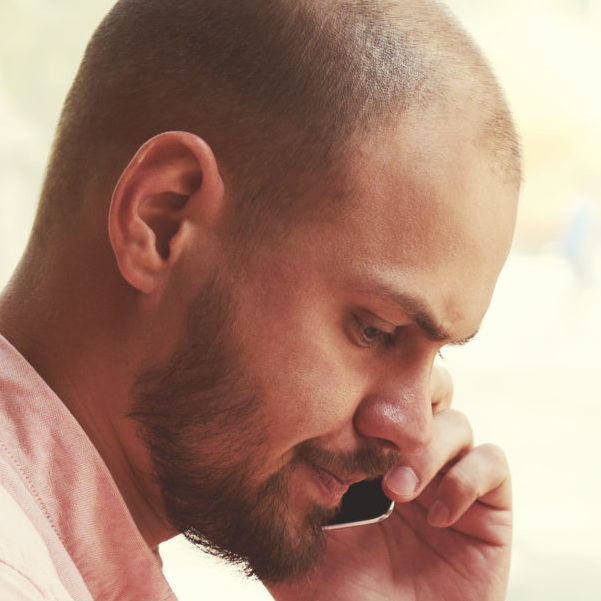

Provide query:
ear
left=108, top=131, right=224, bottom=295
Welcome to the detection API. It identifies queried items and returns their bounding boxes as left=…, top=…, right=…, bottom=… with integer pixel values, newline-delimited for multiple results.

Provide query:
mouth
left=308, top=462, right=365, bottom=506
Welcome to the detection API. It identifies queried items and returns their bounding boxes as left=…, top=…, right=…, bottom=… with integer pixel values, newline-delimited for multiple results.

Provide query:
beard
left=130, top=274, right=396, bottom=583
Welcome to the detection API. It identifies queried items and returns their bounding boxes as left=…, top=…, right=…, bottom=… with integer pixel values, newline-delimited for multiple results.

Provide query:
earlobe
left=108, top=131, right=224, bottom=295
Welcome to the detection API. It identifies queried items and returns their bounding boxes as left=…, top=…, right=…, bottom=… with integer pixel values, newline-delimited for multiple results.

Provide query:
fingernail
left=428, top=500, right=450, bottom=527
left=385, top=466, right=419, bottom=498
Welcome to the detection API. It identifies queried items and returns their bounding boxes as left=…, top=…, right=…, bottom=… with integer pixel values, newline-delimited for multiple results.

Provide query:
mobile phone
left=323, top=477, right=395, bottom=530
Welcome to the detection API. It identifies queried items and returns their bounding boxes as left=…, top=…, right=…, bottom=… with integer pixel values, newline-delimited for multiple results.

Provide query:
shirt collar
left=0, top=334, right=177, bottom=601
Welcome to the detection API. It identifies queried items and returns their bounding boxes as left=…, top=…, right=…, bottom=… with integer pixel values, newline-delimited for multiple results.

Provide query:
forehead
left=304, top=115, right=518, bottom=338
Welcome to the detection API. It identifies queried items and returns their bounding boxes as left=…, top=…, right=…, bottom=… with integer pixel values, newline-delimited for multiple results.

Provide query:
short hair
left=35, top=0, right=520, bottom=241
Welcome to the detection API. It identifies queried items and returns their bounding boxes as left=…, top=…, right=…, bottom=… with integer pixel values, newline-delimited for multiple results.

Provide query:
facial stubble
left=130, top=275, right=332, bottom=583
left=130, top=274, right=398, bottom=583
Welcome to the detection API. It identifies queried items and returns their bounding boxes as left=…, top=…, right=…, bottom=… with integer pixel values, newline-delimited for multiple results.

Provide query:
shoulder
left=0, top=485, right=74, bottom=601
left=0, top=562, right=47, bottom=601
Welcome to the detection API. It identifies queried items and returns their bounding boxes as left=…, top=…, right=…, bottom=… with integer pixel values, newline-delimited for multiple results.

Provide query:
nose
left=353, top=359, right=434, bottom=454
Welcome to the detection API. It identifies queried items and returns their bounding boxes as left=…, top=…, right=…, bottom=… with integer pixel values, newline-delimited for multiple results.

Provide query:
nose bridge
left=354, top=357, right=433, bottom=453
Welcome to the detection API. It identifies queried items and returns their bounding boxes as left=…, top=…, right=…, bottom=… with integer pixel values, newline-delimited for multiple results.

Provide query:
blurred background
left=1, top=1, right=599, bottom=599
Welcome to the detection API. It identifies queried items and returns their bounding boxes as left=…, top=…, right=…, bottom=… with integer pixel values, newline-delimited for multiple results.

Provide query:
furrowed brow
left=356, top=278, right=479, bottom=346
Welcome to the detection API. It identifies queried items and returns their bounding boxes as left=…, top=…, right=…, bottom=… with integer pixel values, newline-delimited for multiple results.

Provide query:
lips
left=309, top=463, right=365, bottom=506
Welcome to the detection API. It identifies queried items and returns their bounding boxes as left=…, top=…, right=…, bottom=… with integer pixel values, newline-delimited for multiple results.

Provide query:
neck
left=0, top=251, right=177, bottom=550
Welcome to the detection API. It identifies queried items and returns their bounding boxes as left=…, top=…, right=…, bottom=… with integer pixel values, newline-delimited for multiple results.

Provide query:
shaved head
left=35, top=0, right=519, bottom=243
left=1, top=1, right=521, bottom=586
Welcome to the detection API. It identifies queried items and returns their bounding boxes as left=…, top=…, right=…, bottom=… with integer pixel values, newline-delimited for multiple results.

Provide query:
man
left=0, top=0, right=520, bottom=599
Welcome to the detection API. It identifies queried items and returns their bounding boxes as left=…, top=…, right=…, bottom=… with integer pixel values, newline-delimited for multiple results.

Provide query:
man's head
left=127, top=112, right=518, bottom=582
left=12, top=0, right=520, bottom=586
left=34, top=0, right=519, bottom=245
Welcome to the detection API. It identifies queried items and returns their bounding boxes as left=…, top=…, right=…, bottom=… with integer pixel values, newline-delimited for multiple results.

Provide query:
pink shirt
left=0, top=334, right=177, bottom=601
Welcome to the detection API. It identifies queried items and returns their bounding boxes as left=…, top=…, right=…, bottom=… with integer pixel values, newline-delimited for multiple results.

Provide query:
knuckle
left=431, top=365, right=454, bottom=402
left=445, top=464, right=478, bottom=499
left=447, top=409, right=474, bottom=445
left=442, top=369, right=454, bottom=399
left=478, top=443, right=508, bottom=469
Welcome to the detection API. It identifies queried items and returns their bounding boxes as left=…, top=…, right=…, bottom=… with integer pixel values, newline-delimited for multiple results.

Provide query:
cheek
left=231, top=262, right=367, bottom=452
left=248, top=316, right=361, bottom=450
left=282, top=345, right=354, bottom=430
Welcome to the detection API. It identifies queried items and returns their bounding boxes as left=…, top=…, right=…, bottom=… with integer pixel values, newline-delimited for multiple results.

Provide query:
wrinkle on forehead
left=326, top=117, right=518, bottom=338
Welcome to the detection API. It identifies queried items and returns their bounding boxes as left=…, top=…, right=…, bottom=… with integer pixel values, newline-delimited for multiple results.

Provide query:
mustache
left=294, top=440, right=399, bottom=480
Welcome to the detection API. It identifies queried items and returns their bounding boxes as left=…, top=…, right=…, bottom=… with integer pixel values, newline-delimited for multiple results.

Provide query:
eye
left=353, top=315, right=395, bottom=348
left=363, top=325, right=384, bottom=340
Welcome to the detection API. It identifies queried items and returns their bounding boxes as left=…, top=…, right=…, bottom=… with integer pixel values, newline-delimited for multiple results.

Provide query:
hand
left=269, top=366, right=512, bottom=601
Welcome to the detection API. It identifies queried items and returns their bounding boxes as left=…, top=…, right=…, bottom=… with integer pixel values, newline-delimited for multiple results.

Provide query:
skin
left=0, top=106, right=518, bottom=600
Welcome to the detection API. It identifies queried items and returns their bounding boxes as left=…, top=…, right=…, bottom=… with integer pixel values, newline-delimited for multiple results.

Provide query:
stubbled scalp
left=35, top=0, right=520, bottom=244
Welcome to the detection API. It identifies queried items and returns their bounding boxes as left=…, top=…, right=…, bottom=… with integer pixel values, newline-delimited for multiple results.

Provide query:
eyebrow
left=354, top=277, right=480, bottom=346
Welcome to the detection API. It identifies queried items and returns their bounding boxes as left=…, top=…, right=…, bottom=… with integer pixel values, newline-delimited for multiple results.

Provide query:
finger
left=382, top=409, right=473, bottom=501
left=426, top=443, right=512, bottom=529
left=430, top=364, right=454, bottom=414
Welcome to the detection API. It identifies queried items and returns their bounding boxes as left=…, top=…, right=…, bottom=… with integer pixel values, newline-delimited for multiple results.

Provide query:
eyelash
left=353, top=315, right=448, bottom=359
left=353, top=315, right=396, bottom=348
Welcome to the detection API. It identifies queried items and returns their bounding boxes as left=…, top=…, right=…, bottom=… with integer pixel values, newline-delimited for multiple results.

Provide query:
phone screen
left=323, top=477, right=394, bottom=530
